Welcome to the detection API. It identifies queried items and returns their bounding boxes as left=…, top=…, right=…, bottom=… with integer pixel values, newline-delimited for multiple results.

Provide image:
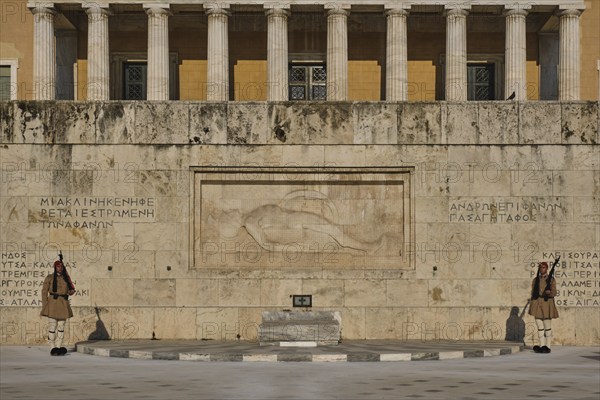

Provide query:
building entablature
left=27, top=1, right=586, bottom=14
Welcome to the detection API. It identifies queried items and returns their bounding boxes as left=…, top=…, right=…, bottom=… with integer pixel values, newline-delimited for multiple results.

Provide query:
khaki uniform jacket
left=40, top=274, right=73, bottom=320
left=528, top=275, right=559, bottom=319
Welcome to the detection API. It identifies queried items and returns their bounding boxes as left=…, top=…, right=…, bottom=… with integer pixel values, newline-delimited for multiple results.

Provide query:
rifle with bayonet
left=543, top=256, right=560, bottom=301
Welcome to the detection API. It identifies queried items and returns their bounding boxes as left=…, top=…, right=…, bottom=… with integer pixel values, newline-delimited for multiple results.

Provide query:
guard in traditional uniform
left=528, top=261, right=559, bottom=353
left=40, top=259, right=75, bottom=356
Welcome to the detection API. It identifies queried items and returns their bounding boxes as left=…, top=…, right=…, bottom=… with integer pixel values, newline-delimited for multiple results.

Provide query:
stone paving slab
left=2, top=345, right=599, bottom=400
left=76, top=339, right=523, bottom=362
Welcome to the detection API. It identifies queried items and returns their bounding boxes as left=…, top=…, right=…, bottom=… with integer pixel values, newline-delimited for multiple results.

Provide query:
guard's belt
left=51, top=293, right=69, bottom=300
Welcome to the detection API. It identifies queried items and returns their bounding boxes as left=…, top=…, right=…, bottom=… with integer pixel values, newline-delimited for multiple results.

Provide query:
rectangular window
left=467, top=63, right=495, bottom=100
left=123, top=62, right=147, bottom=100
left=111, top=53, right=178, bottom=100
left=0, top=60, right=18, bottom=101
left=289, top=63, right=326, bottom=100
left=0, top=66, right=11, bottom=101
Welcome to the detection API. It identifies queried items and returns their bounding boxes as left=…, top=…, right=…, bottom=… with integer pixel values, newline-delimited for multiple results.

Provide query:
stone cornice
left=45, top=1, right=587, bottom=10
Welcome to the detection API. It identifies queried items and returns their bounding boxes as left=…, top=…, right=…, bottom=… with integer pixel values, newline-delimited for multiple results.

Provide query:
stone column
left=326, top=7, right=349, bottom=101
left=266, top=7, right=289, bottom=101
left=445, top=7, right=469, bottom=101
left=558, top=8, right=582, bottom=101
left=386, top=8, right=409, bottom=101
left=206, top=6, right=230, bottom=101
left=29, top=4, right=56, bottom=100
left=84, top=4, right=111, bottom=100
left=504, top=7, right=528, bottom=101
left=145, top=5, right=171, bottom=101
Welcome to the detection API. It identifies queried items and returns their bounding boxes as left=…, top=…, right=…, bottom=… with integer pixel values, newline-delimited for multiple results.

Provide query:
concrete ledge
left=76, top=340, right=524, bottom=363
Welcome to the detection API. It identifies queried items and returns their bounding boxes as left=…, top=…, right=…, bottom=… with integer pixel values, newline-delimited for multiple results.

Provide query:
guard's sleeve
left=41, top=275, right=50, bottom=308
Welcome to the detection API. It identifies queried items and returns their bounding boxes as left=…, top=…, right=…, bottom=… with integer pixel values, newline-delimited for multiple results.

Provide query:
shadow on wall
left=88, top=306, right=110, bottom=340
left=505, top=305, right=526, bottom=343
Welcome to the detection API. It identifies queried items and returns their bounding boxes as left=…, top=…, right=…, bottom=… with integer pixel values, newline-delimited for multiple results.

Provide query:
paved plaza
left=1, top=342, right=598, bottom=399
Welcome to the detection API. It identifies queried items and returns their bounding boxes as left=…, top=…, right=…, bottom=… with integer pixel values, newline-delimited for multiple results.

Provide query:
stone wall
left=0, top=101, right=598, bottom=345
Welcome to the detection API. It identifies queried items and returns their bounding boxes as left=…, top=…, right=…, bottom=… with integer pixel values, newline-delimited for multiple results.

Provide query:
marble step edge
left=76, top=343, right=524, bottom=362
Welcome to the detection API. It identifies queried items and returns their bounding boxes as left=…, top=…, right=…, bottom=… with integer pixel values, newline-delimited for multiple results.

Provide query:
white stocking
left=535, top=319, right=546, bottom=347
left=55, top=320, right=66, bottom=348
left=47, top=318, right=57, bottom=348
left=543, top=319, right=552, bottom=347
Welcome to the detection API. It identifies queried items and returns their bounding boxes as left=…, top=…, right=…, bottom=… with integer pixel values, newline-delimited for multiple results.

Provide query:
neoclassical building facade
left=1, top=0, right=599, bottom=102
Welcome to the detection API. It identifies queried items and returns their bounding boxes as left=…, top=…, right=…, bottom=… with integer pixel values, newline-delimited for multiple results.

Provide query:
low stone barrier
left=258, top=311, right=341, bottom=345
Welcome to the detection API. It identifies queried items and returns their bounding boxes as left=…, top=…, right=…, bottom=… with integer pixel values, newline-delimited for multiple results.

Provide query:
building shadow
left=88, top=306, right=110, bottom=340
left=505, top=306, right=526, bottom=343
left=580, top=352, right=600, bottom=362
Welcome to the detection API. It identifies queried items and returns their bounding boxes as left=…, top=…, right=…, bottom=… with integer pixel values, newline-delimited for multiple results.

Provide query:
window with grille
left=467, top=63, right=495, bottom=101
left=123, top=62, right=147, bottom=100
left=289, top=64, right=326, bottom=100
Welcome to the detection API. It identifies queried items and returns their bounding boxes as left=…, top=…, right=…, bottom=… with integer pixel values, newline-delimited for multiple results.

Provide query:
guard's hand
left=68, top=289, right=75, bottom=296
left=544, top=290, right=552, bottom=295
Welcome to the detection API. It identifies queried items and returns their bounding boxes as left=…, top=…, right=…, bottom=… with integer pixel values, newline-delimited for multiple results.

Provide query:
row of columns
left=29, top=4, right=583, bottom=101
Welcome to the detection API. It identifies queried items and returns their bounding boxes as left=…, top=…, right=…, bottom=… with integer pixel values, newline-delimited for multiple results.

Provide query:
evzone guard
left=40, top=252, right=76, bottom=356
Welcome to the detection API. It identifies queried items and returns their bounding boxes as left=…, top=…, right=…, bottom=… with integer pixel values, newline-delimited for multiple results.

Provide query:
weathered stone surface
left=344, top=280, right=386, bottom=307
left=176, top=279, right=218, bottom=306
left=428, top=280, right=470, bottom=307
left=218, top=279, right=262, bottom=306
left=196, top=308, right=239, bottom=340
left=561, top=102, right=598, bottom=144
left=302, top=279, right=344, bottom=307
left=470, top=280, right=512, bottom=307
left=227, top=102, right=268, bottom=144
left=189, top=103, right=227, bottom=144
left=339, top=307, right=365, bottom=339
left=387, top=279, right=428, bottom=307
left=353, top=102, right=398, bottom=144
left=268, top=102, right=308, bottom=144
left=0, top=102, right=595, bottom=147
left=574, top=308, right=600, bottom=344
left=0, top=102, right=14, bottom=143
left=135, top=102, right=189, bottom=144
left=133, top=279, right=175, bottom=306
left=519, top=102, right=561, bottom=144
left=260, top=278, right=303, bottom=306
left=305, top=102, right=353, bottom=144
left=477, top=102, right=518, bottom=144
left=91, top=279, right=134, bottom=306
left=442, top=102, right=478, bottom=144
left=96, top=101, right=135, bottom=144
left=398, top=102, right=441, bottom=144
left=53, top=102, right=97, bottom=143
left=12, top=101, right=55, bottom=143
left=153, top=308, right=196, bottom=339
